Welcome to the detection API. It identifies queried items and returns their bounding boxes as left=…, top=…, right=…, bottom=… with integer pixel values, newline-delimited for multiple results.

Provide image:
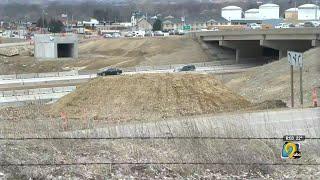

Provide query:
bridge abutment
left=260, top=40, right=313, bottom=59
left=219, top=40, right=263, bottom=63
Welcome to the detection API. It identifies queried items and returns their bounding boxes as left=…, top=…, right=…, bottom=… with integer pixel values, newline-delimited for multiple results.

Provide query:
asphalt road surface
left=0, top=64, right=255, bottom=90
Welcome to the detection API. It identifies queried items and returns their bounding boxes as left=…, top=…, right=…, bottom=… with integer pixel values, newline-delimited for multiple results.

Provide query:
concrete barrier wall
left=17, top=73, right=38, bottom=79
left=0, top=86, right=76, bottom=97
left=0, top=74, right=17, bottom=80
left=38, top=72, right=60, bottom=78
left=58, top=70, right=79, bottom=77
left=0, top=71, right=79, bottom=80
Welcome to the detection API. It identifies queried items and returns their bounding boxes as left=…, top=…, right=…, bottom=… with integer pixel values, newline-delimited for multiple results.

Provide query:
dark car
left=180, top=65, right=196, bottom=72
left=97, top=68, right=122, bottom=76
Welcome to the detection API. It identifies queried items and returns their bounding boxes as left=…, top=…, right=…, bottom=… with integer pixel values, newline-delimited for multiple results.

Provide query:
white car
left=103, top=34, right=113, bottom=38
left=275, top=23, right=294, bottom=29
left=248, top=23, right=261, bottom=30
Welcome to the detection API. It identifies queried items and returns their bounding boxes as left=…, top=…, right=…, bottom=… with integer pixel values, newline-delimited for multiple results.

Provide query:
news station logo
left=281, top=142, right=301, bottom=159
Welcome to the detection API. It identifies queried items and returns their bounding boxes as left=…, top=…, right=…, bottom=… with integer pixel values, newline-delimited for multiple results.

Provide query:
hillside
left=52, top=73, right=250, bottom=121
left=220, top=47, right=320, bottom=107
left=0, top=37, right=211, bottom=74
left=77, top=37, right=211, bottom=70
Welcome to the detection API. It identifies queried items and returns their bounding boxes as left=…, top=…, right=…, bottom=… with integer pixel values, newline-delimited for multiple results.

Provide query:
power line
left=1, top=162, right=320, bottom=167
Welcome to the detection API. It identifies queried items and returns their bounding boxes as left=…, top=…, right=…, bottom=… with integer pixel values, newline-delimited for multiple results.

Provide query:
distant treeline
left=0, top=0, right=315, bottom=22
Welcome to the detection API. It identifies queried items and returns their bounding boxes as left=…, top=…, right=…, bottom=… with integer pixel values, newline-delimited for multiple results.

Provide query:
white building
left=245, top=9, right=260, bottom=19
left=259, top=3, right=280, bottom=19
left=298, top=4, right=320, bottom=20
left=221, top=6, right=242, bottom=21
left=83, top=18, right=99, bottom=27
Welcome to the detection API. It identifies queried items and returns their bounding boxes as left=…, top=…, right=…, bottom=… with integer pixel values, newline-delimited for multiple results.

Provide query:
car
left=154, top=31, right=164, bottom=36
left=248, top=23, right=261, bottom=30
left=103, top=34, right=113, bottom=38
left=97, top=68, right=123, bottom=76
left=124, top=32, right=133, bottom=37
left=112, top=33, right=121, bottom=38
left=275, top=23, right=294, bottom=29
left=176, top=29, right=185, bottom=35
left=304, top=21, right=320, bottom=28
left=179, top=65, right=196, bottom=72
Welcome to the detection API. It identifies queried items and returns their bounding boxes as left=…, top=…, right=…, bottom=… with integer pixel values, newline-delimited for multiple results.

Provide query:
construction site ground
left=0, top=37, right=211, bottom=75
left=217, top=47, right=320, bottom=108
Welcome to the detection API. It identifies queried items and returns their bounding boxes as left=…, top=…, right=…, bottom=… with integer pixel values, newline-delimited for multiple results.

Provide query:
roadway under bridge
left=194, top=28, right=320, bottom=63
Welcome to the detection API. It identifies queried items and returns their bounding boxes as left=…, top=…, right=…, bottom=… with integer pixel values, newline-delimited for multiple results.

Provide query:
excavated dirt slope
left=0, top=37, right=210, bottom=74
left=220, top=47, right=320, bottom=107
left=52, top=73, right=250, bottom=121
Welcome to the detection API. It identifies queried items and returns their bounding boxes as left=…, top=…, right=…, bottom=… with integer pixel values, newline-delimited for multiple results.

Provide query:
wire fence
left=2, top=162, right=320, bottom=167
left=0, top=136, right=319, bottom=140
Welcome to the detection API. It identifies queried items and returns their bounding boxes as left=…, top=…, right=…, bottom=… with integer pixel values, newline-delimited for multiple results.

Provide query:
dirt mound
left=220, top=47, right=320, bottom=107
left=78, top=37, right=211, bottom=69
left=52, top=73, right=250, bottom=121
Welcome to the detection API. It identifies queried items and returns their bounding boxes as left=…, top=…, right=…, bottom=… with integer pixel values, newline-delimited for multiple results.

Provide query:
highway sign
left=288, top=51, right=303, bottom=67
left=183, top=25, right=191, bottom=31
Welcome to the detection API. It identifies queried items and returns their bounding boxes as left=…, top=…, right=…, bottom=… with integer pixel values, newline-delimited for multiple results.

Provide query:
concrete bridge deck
left=193, top=28, right=320, bottom=62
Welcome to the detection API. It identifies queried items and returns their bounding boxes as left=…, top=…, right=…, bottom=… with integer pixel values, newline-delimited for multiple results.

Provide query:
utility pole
left=42, top=9, right=45, bottom=34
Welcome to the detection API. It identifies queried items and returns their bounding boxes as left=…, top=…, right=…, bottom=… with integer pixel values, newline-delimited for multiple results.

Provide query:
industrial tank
left=298, top=4, right=320, bottom=20
left=245, top=9, right=260, bottom=19
left=259, top=3, right=280, bottom=19
left=221, top=6, right=242, bottom=21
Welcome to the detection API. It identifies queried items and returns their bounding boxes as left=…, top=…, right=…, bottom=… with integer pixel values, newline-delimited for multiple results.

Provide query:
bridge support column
left=260, top=40, right=313, bottom=60
left=236, top=49, right=240, bottom=63
left=219, top=40, right=263, bottom=63
left=312, top=40, right=320, bottom=47
left=279, top=50, right=287, bottom=59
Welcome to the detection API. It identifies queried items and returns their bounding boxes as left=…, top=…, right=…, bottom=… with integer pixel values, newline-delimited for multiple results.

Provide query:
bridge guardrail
left=0, top=86, right=76, bottom=98
left=0, top=70, right=79, bottom=80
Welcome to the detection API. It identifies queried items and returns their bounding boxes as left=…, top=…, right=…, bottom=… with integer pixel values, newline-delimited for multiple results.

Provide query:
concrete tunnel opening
left=57, top=43, right=74, bottom=58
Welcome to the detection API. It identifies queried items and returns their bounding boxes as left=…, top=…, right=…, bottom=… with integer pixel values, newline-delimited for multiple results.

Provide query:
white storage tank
left=298, top=4, right=320, bottom=20
left=221, top=6, right=242, bottom=21
left=259, top=3, right=280, bottom=19
left=245, top=9, right=260, bottom=19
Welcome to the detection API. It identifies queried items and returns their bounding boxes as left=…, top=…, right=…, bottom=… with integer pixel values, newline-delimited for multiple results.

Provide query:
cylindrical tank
left=245, top=9, right=260, bottom=19
left=221, top=6, right=242, bottom=21
left=298, top=4, right=320, bottom=20
left=259, top=3, right=280, bottom=19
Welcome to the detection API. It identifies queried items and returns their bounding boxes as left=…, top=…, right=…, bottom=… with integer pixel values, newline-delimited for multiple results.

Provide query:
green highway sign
left=183, top=25, right=191, bottom=30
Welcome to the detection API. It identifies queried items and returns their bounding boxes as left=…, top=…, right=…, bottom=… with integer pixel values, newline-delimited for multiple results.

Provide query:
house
left=131, top=12, right=153, bottom=31
left=162, top=16, right=228, bottom=31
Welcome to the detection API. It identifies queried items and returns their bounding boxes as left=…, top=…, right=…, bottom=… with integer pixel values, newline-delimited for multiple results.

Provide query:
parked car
left=154, top=31, right=164, bottom=36
left=296, top=23, right=305, bottom=28
left=275, top=23, right=294, bottom=29
left=179, top=65, right=196, bottom=72
left=248, top=23, right=261, bottom=30
left=103, top=34, right=113, bottom=38
left=124, top=32, right=133, bottom=37
left=176, top=29, right=185, bottom=35
left=97, top=68, right=123, bottom=76
left=112, top=33, right=121, bottom=38
left=304, top=21, right=320, bottom=28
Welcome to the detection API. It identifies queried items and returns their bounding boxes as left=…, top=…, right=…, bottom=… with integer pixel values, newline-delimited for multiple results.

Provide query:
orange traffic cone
left=312, top=88, right=318, bottom=107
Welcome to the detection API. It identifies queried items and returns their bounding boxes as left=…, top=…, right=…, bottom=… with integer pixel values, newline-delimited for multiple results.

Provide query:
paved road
left=0, top=75, right=94, bottom=89
left=0, top=42, right=29, bottom=48
left=0, top=64, right=255, bottom=90
left=68, top=107, right=320, bottom=138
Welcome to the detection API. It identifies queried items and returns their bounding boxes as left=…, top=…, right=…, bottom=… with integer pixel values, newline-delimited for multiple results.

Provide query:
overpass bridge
left=194, top=28, right=320, bottom=63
